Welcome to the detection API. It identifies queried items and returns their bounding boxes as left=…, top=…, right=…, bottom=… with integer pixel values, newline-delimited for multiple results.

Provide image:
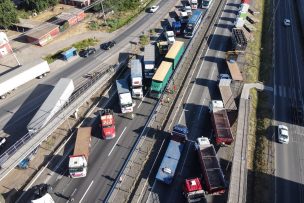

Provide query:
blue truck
left=155, top=124, right=188, bottom=184
left=167, top=18, right=182, bottom=35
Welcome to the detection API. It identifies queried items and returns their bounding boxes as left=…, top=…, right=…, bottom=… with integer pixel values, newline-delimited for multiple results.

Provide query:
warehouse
left=56, top=8, right=86, bottom=27
left=26, top=23, right=60, bottom=46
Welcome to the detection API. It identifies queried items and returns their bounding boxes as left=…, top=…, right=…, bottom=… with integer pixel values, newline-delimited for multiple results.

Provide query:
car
left=0, top=137, right=6, bottom=151
left=79, top=47, right=96, bottom=58
left=217, top=74, right=231, bottom=81
left=101, top=41, right=116, bottom=50
left=283, top=19, right=291, bottom=26
left=149, top=5, right=159, bottom=13
left=278, top=125, right=289, bottom=144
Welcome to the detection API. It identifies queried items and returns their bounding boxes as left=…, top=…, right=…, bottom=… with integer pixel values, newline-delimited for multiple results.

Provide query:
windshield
left=185, top=25, right=194, bottom=33
left=280, top=133, right=288, bottom=139
left=202, top=0, right=210, bottom=6
left=69, top=167, right=83, bottom=173
left=121, top=103, right=132, bottom=108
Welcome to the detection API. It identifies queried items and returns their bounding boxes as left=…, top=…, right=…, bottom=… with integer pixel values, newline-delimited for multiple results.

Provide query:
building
left=56, top=8, right=86, bottom=27
left=0, top=32, right=13, bottom=58
left=61, top=0, right=91, bottom=7
left=26, top=23, right=60, bottom=46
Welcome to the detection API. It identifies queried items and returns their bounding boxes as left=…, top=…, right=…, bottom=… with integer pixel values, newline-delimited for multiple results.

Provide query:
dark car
left=101, top=41, right=116, bottom=50
left=79, top=47, right=96, bottom=58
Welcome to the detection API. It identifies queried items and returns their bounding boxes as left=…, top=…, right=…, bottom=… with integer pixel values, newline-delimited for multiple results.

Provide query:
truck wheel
left=37, top=75, right=43, bottom=79
left=0, top=95, right=6, bottom=99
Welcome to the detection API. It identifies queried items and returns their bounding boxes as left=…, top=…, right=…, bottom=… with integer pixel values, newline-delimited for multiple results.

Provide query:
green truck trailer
left=165, top=41, right=185, bottom=69
left=150, top=61, right=173, bottom=98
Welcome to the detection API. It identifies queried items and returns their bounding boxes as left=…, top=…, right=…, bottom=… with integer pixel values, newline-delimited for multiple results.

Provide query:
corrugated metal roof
left=26, top=22, right=59, bottom=39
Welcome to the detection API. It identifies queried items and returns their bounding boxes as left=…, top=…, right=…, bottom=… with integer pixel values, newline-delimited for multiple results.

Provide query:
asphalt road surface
left=0, top=0, right=179, bottom=151
left=274, top=0, right=304, bottom=202
left=145, top=0, right=239, bottom=202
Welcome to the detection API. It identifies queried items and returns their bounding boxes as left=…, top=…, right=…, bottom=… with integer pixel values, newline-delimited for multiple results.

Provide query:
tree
left=22, top=0, right=59, bottom=12
left=0, top=0, right=19, bottom=29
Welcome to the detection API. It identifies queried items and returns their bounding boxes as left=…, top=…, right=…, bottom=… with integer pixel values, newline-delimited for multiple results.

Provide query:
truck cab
left=69, top=155, right=88, bottom=178
left=208, top=100, right=224, bottom=112
left=157, top=41, right=169, bottom=55
left=165, top=31, right=176, bottom=44
left=99, top=109, right=116, bottom=139
left=183, top=178, right=205, bottom=202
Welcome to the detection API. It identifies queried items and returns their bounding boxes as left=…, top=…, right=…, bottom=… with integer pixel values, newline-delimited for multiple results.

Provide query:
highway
left=145, top=0, right=239, bottom=202
left=0, top=0, right=178, bottom=150
left=274, top=0, right=304, bottom=201
left=15, top=0, right=193, bottom=202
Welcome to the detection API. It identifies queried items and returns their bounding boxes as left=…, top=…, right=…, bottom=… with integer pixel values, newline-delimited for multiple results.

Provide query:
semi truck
left=30, top=184, right=54, bottom=203
left=218, top=79, right=237, bottom=111
left=209, top=100, right=233, bottom=145
left=195, top=137, right=226, bottom=194
left=144, top=44, right=156, bottom=78
left=116, top=79, right=133, bottom=113
left=130, top=59, right=143, bottom=99
left=0, top=59, right=50, bottom=99
left=27, top=78, right=74, bottom=135
left=165, top=40, right=185, bottom=69
left=69, top=127, right=92, bottom=178
left=183, top=178, right=205, bottom=202
left=167, top=18, right=182, bottom=35
left=165, top=31, right=175, bottom=44
left=231, top=28, right=248, bottom=51
left=156, top=124, right=188, bottom=184
left=157, top=41, right=169, bottom=55
left=99, top=109, right=115, bottom=139
left=189, top=0, right=198, bottom=9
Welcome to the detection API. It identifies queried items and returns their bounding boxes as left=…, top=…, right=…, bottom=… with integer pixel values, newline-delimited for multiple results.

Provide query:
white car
left=150, top=5, right=159, bottom=13
left=283, top=19, right=291, bottom=26
left=183, top=6, right=192, bottom=15
left=217, top=74, right=231, bottom=81
left=165, top=31, right=175, bottom=44
left=278, top=125, right=289, bottom=144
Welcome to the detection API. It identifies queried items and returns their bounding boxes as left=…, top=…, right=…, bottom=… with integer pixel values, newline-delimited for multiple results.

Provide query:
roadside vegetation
left=43, top=38, right=98, bottom=64
left=245, top=0, right=274, bottom=202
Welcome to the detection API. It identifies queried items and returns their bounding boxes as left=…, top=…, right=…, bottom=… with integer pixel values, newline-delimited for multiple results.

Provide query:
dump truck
left=27, top=78, right=74, bottom=135
left=195, top=137, right=226, bottom=195
left=218, top=79, right=237, bottom=111
left=164, top=41, right=185, bottom=69
left=116, top=79, right=133, bottom=113
left=99, top=109, right=115, bottom=139
left=69, top=127, right=92, bottom=178
left=0, top=59, right=50, bottom=99
left=183, top=178, right=205, bottom=202
left=157, top=41, right=169, bottom=55
left=209, top=100, right=233, bottom=145
left=231, top=28, right=248, bottom=51
left=144, top=44, right=156, bottom=78
left=156, top=124, right=188, bottom=184
left=130, top=59, right=143, bottom=99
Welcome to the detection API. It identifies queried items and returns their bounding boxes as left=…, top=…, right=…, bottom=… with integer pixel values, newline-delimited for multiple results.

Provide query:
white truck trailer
left=27, top=78, right=74, bottom=135
left=143, top=44, right=155, bottom=78
left=116, top=79, right=133, bottom=113
left=131, top=59, right=143, bottom=99
left=0, top=59, right=50, bottom=99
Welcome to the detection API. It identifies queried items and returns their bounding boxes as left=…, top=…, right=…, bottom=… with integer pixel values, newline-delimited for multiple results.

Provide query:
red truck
left=209, top=100, right=233, bottom=145
left=99, top=109, right=115, bottom=139
left=183, top=178, right=205, bottom=202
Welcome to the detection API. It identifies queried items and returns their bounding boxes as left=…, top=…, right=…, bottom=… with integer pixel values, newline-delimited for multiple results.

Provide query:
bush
left=139, top=34, right=149, bottom=46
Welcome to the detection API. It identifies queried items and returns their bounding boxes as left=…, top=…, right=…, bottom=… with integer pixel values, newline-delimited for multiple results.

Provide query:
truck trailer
left=209, top=100, right=233, bottom=145
left=231, top=28, right=248, bottom=51
left=27, top=78, right=74, bottom=135
left=69, top=127, right=92, bottom=178
left=144, top=44, right=156, bottom=78
left=164, top=41, right=185, bottom=69
left=0, top=59, right=50, bottom=99
left=156, top=124, right=188, bottom=184
left=130, top=59, right=143, bottom=99
left=116, top=79, right=133, bottom=113
left=150, top=61, right=173, bottom=98
left=195, top=137, right=226, bottom=194
left=218, top=79, right=237, bottom=111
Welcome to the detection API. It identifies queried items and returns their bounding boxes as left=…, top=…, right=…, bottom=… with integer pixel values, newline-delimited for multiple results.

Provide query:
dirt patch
left=31, top=4, right=74, bottom=22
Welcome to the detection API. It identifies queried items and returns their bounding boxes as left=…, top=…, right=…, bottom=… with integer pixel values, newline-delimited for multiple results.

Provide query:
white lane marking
left=137, top=91, right=149, bottom=108
left=79, top=180, right=94, bottom=203
left=146, top=181, right=156, bottom=202
left=108, top=127, right=127, bottom=156
left=197, top=98, right=206, bottom=120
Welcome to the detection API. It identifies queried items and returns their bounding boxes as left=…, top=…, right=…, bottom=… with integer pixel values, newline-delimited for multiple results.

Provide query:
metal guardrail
left=0, top=57, right=129, bottom=180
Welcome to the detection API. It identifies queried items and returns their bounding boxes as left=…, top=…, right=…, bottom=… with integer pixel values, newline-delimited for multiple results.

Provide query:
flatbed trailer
left=218, top=79, right=237, bottom=110
left=226, top=59, right=243, bottom=81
